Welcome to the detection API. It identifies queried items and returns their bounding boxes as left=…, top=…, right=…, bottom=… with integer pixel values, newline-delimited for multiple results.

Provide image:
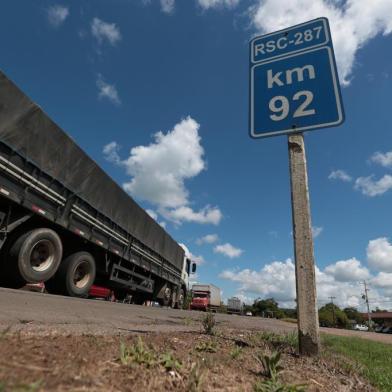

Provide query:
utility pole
left=329, top=296, right=336, bottom=327
left=288, top=133, right=320, bottom=356
left=362, top=281, right=372, bottom=328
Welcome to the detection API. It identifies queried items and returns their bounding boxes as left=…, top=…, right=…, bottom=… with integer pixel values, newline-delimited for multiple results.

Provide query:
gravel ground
left=0, top=328, right=376, bottom=391
left=0, top=288, right=386, bottom=391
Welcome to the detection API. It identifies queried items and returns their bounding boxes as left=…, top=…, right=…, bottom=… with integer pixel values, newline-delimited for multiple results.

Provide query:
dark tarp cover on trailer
left=0, top=70, right=184, bottom=272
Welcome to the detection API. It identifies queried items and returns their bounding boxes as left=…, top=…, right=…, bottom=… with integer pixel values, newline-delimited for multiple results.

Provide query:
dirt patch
left=0, top=327, right=375, bottom=392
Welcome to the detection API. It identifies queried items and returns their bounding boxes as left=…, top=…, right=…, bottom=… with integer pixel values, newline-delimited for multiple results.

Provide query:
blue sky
left=1, top=0, right=392, bottom=310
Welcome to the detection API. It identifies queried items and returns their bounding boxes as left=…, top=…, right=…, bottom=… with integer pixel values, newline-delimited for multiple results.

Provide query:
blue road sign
left=249, top=18, right=344, bottom=138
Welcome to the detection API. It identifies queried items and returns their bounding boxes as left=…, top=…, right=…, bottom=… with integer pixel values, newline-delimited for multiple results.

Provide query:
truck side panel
left=0, top=70, right=184, bottom=271
left=209, top=285, right=221, bottom=307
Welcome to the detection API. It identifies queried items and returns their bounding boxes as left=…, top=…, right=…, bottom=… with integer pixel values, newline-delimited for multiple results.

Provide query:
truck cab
left=190, top=290, right=209, bottom=311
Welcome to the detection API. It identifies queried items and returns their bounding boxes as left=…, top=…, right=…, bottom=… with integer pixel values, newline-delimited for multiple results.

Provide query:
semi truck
left=227, top=297, right=243, bottom=315
left=190, top=284, right=221, bottom=311
left=0, top=70, right=196, bottom=307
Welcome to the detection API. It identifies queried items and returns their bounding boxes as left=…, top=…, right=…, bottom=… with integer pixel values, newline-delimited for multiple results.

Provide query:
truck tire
left=46, top=252, right=96, bottom=298
left=162, top=286, right=171, bottom=307
left=4, top=228, right=62, bottom=287
left=176, top=288, right=185, bottom=309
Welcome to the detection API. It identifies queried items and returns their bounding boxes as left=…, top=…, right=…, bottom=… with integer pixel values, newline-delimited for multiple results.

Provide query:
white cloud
left=160, top=0, right=175, bottom=13
left=122, top=117, right=204, bottom=208
left=312, top=226, right=323, bottom=239
left=220, top=238, right=392, bottom=310
left=197, top=0, right=240, bottom=10
left=47, top=5, right=69, bottom=27
left=220, top=258, right=372, bottom=309
left=214, top=243, right=242, bottom=258
left=355, top=174, right=392, bottom=196
left=180, top=243, right=205, bottom=265
left=103, top=141, right=121, bottom=164
left=104, top=116, right=222, bottom=225
left=367, top=237, right=392, bottom=272
left=371, top=272, right=392, bottom=289
left=234, top=292, right=254, bottom=305
left=196, top=234, right=219, bottom=245
left=91, top=17, right=121, bottom=46
left=328, top=169, right=352, bottom=182
left=315, top=267, right=364, bottom=309
left=96, top=74, right=121, bottom=105
left=325, top=258, right=370, bottom=282
left=220, top=259, right=296, bottom=303
left=371, top=151, right=392, bottom=169
left=249, top=0, right=392, bottom=85
left=160, top=206, right=222, bottom=225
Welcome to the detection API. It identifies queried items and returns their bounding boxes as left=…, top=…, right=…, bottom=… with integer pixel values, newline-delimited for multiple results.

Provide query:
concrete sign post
left=249, top=18, right=345, bottom=356
left=288, top=133, right=320, bottom=355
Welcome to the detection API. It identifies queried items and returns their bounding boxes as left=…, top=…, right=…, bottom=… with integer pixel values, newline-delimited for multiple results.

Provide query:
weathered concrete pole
left=288, top=133, right=320, bottom=356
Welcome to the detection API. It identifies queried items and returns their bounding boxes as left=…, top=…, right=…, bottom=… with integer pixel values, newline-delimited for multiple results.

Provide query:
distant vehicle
left=382, top=326, right=392, bottom=334
left=245, top=311, right=253, bottom=317
left=374, top=325, right=384, bottom=333
left=227, top=297, right=243, bottom=315
left=190, top=284, right=221, bottom=312
left=353, top=324, right=369, bottom=331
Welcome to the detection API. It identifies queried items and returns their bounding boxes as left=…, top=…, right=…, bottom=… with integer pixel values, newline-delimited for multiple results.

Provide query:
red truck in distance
left=190, top=284, right=221, bottom=312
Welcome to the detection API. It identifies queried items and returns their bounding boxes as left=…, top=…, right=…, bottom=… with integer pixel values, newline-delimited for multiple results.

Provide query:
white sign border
left=250, top=46, right=344, bottom=139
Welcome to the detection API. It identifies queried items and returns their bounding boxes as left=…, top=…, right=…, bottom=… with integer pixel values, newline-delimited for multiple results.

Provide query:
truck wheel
left=162, top=286, right=172, bottom=307
left=176, top=288, right=185, bottom=309
left=46, top=252, right=96, bottom=298
left=5, top=228, right=62, bottom=287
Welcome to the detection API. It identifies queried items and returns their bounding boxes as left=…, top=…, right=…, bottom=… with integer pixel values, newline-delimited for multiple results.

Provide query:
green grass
left=322, top=334, right=392, bottom=392
left=195, top=340, right=218, bottom=353
left=252, top=331, right=298, bottom=352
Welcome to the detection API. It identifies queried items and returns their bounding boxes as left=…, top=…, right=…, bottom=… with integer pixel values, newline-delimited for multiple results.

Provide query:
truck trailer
left=227, top=297, right=243, bottom=315
left=190, top=284, right=221, bottom=311
left=0, top=70, right=196, bottom=306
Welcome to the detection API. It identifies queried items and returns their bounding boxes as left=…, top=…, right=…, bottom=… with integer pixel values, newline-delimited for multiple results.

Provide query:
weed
left=187, top=363, right=204, bottom=392
left=254, top=331, right=298, bottom=352
left=254, top=379, right=306, bottom=392
left=119, top=337, right=157, bottom=367
left=0, top=325, right=11, bottom=340
left=12, top=380, right=43, bottom=392
left=253, top=350, right=307, bottom=391
left=230, top=345, right=243, bottom=360
left=255, top=351, right=283, bottom=380
left=183, top=316, right=193, bottom=326
left=195, top=340, right=218, bottom=353
left=201, top=312, right=216, bottom=335
left=86, top=334, right=105, bottom=348
left=159, top=352, right=182, bottom=372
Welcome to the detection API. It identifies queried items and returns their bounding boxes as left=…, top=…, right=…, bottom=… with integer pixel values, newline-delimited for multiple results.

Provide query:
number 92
left=269, top=90, right=315, bottom=121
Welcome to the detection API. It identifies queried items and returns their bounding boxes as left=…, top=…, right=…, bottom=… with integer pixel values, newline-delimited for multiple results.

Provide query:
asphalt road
left=1, top=287, right=391, bottom=344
